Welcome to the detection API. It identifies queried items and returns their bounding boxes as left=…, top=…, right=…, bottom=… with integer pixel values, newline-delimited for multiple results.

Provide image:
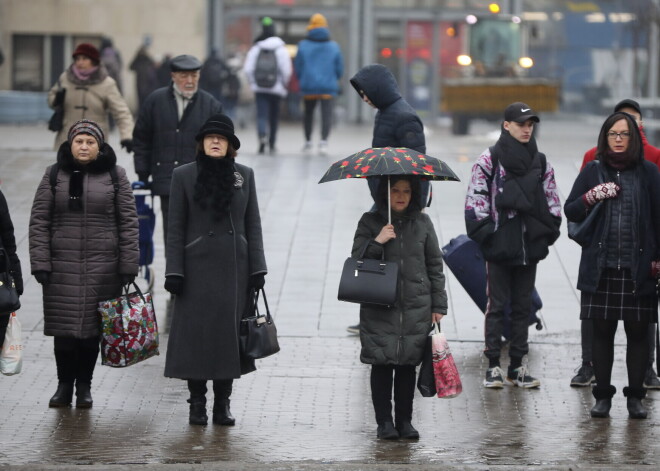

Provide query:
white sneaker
left=319, top=140, right=328, bottom=156
left=302, top=141, right=312, bottom=153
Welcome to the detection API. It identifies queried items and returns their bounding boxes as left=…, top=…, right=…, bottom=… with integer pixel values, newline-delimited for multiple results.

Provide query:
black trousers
left=484, top=262, right=537, bottom=362
left=370, top=365, right=416, bottom=425
left=0, top=313, right=9, bottom=350
left=592, top=319, right=648, bottom=389
left=187, top=379, right=234, bottom=405
left=581, top=319, right=657, bottom=369
left=303, top=98, right=333, bottom=141
left=160, top=195, right=170, bottom=252
left=53, top=336, right=100, bottom=384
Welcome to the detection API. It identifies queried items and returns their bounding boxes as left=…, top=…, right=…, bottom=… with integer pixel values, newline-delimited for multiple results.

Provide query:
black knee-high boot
left=590, top=385, right=616, bottom=418
left=187, top=380, right=208, bottom=425
left=49, top=347, right=76, bottom=407
left=75, top=338, right=100, bottom=408
left=213, top=379, right=235, bottom=425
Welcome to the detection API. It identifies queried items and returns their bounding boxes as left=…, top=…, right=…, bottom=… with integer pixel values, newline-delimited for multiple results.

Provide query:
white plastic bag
left=0, top=312, right=23, bottom=375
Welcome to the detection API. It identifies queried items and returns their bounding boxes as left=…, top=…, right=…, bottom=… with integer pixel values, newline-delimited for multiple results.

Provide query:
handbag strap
left=123, top=281, right=146, bottom=304
left=253, top=287, right=272, bottom=320
left=357, top=239, right=384, bottom=261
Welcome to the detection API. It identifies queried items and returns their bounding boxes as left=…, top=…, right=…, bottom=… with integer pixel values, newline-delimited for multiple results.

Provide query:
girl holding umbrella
left=351, top=174, right=448, bottom=440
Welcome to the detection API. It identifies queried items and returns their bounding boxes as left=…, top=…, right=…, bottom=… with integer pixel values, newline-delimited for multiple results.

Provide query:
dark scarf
left=56, top=141, right=117, bottom=211
left=605, top=149, right=636, bottom=170
left=491, top=130, right=559, bottom=244
left=193, top=152, right=237, bottom=220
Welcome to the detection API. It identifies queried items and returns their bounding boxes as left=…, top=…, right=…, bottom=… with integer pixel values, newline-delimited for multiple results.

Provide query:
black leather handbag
left=240, top=288, right=280, bottom=360
left=337, top=240, right=399, bottom=307
left=48, top=82, right=66, bottom=132
left=0, top=249, right=20, bottom=315
left=568, top=162, right=603, bottom=247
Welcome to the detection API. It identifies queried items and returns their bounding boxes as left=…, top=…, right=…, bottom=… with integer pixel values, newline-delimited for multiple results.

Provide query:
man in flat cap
left=465, top=101, right=561, bottom=390
left=133, top=54, right=223, bottom=253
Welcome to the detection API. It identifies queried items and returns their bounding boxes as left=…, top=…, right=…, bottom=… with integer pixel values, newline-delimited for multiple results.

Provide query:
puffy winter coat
left=565, top=159, right=660, bottom=295
left=164, top=159, right=267, bottom=380
left=132, top=84, right=222, bottom=195
left=352, top=208, right=447, bottom=366
left=243, top=36, right=293, bottom=98
left=29, top=144, right=139, bottom=338
left=48, top=65, right=134, bottom=149
left=0, top=189, right=23, bottom=310
left=294, top=27, right=343, bottom=96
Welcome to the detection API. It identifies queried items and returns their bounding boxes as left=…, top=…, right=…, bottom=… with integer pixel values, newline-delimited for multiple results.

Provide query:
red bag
left=431, top=324, right=462, bottom=398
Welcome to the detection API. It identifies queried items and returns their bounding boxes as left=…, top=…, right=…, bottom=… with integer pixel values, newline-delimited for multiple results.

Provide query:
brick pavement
left=0, top=118, right=659, bottom=469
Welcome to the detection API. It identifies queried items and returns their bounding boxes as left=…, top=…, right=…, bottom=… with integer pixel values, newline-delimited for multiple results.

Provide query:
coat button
left=208, top=231, right=214, bottom=237
left=174, top=161, right=179, bottom=165
left=228, top=230, right=233, bottom=235
left=156, top=162, right=161, bottom=166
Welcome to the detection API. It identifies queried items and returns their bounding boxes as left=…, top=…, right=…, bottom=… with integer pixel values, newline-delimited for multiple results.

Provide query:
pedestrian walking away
left=465, top=102, right=561, bottom=390
left=570, top=98, right=660, bottom=390
left=48, top=43, right=134, bottom=151
left=243, top=16, right=292, bottom=154
left=350, top=175, right=448, bottom=440
left=0, top=189, right=24, bottom=350
left=564, top=111, right=660, bottom=419
left=348, top=63, right=431, bottom=334
left=163, top=114, right=267, bottom=426
left=29, top=119, right=139, bottom=409
left=129, top=40, right=159, bottom=111
left=132, top=54, right=223, bottom=251
left=294, top=13, right=344, bottom=156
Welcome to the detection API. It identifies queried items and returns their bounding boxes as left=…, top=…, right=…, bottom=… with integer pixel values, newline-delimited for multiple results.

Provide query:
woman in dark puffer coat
left=351, top=175, right=448, bottom=440
left=29, top=119, right=139, bottom=409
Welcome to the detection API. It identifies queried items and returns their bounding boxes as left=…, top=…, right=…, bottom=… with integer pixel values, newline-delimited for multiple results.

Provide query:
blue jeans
left=255, top=92, right=282, bottom=146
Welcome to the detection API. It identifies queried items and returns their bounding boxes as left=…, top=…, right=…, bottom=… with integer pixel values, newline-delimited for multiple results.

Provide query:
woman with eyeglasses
left=565, top=111, right=660, bottom=419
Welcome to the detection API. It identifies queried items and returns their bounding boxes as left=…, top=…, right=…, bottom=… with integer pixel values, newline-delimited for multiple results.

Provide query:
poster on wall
left=405, top=21, right=433, bottom=115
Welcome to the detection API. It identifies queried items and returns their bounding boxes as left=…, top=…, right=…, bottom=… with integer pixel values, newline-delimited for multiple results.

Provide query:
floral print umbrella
left=318, top=147, right=460, bottom=183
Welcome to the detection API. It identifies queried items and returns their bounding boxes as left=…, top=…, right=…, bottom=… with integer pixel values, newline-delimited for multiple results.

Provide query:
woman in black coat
left=351, top=176, right=447, bottom=440
left=164, top=114, right=267, bottom=426
left=0, top=189, right=23, bottom=349
left=565, top=111, right=660, bottom=419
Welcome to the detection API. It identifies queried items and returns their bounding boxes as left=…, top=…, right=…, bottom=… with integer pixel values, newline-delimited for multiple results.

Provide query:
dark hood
left=350, top=64, right=401, bottom=110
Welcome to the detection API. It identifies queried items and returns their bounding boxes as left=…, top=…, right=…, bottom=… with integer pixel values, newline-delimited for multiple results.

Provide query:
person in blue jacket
left=294, top=13, right=344, bottom=156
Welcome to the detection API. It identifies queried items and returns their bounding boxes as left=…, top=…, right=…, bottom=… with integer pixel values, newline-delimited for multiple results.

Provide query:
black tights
left=592, top=319, right=648, bottom=389
left=54, top=336, right=100, bottom=384
left=370, top=365, right=416, bottom=425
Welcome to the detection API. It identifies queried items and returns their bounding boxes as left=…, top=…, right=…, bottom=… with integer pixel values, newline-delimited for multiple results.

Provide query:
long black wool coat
left=164, top=159, right=267, bottom=380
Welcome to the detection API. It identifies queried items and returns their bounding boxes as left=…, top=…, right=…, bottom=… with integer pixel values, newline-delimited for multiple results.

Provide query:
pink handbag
left=431, top=323, right=462, bottom=398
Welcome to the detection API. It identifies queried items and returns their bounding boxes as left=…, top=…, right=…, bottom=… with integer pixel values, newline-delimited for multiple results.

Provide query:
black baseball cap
left=614, top=99, right=642, bottom=117
left=504, top=102, right=540, bottom=123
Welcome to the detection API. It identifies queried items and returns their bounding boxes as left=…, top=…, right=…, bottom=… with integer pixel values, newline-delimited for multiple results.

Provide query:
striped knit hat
left=67, top=119, right=105, bottom=147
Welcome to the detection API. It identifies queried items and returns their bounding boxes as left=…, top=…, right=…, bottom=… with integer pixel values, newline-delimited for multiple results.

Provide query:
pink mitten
left=582, top=182, right=620, bottom=206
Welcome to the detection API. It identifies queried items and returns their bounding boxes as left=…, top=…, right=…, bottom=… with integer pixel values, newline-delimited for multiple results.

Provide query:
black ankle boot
left=623, top=387, right=647, bottom=419
left=213, top=399, right=236, bottom=425
left=590, top=385, right=616, bottom=418
left=396, top=421, right=420, bottom=439
left=188, top=401, right=208, bottom=425
left=376, top=422, right=399, bottom=440
left=75, top=382, right=93, bottom=408
left=49, top=382, right=74, bottom=408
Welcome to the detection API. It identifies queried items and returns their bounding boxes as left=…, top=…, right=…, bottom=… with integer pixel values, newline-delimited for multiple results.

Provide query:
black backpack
left=254, top=48, right=278, bottom=88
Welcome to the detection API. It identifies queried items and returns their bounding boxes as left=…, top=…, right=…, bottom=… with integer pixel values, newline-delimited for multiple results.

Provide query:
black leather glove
left=120, top=139, right=134, bottom=153
left=53, top=89, right=66, bottom=107
left=137, top=173, right=151, bottom=188
left=34, top=271, right=50, bottom=285
left=249, top=273, right=265, bottom=290
left=120, top=274, right=136, bottom=286
left=164, top=275, right=184, bottom=295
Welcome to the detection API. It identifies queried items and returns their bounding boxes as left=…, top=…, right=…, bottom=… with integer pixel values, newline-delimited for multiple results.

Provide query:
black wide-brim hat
left=195, top=114, right=241, bottom=150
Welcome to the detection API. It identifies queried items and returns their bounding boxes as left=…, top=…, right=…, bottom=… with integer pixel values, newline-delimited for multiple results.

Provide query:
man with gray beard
left=133, top=54, right=223, bottom=249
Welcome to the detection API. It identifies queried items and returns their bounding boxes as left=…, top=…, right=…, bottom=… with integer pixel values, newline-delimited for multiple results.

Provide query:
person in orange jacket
left=570, top=99, right=660, bottom=391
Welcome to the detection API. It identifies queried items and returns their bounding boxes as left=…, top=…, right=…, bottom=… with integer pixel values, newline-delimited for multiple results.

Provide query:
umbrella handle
left=387, top=176, right=391, bottom=225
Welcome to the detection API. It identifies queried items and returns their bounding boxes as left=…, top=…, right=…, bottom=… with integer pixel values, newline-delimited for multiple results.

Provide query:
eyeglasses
left=607, top=131, right=631, bottom=140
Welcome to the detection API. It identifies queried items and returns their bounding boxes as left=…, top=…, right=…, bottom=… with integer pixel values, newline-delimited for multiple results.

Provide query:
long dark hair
left=596, top=111, right=642, bottom=162
left=374, top=175, right=422, bottom=213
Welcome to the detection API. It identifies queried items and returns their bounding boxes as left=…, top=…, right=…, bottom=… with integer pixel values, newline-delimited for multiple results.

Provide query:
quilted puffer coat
left=29, top=143, right=139, bottom=338
left=351, top=208, right=447, bottom=366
